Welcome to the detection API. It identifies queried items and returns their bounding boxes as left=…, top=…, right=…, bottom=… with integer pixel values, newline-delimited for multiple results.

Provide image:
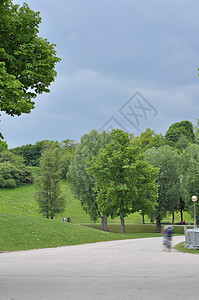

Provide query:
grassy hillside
left=0, top=180, right=191, bottom=224
left=0, top=181, right=91, bottom=222
left=0, top=211, right=186, bottom=252
left=0, top=180, right=188, bottom=252
left=0, top=185, right=38, bottom=217
left=0, top=211, right=133, bottom=252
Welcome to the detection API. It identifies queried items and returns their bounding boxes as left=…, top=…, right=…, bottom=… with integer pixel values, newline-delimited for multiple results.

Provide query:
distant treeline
left=0, top=139, right=78, bottom=188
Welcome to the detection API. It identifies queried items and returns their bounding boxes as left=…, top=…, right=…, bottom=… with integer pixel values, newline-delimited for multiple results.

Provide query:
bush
left=2, top=178, right=17, bottom=188
left=0, top=151, right=33, bottom=188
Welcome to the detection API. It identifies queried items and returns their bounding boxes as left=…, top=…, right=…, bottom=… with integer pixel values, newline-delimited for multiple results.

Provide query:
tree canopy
left=88, top=129, right=159, bottom=234
left=0, top=150, right=33, bottom=187
left=194, top=118, right=199, bottom=144
left=133, top=128, right=165, bottom=150
left=11, top=140, right=58, bottom=166
left=0, top=0, right=61, bottom=136
left=35, top=147, right=65, bottom=219
left=180, top=144, right=199, bottom=222
left=67, top=130, right=111, bottom=230
left=164, top=121, right=195, bottom=149
left=146, top=145, right=180, bottom=232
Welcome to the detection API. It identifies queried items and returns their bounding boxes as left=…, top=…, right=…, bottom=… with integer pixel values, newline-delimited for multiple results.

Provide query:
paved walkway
left=1, top=236, right=198, bottom=300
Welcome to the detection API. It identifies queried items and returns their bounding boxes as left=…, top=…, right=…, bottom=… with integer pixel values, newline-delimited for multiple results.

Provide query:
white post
left=192, top=196, right=197, bottom=229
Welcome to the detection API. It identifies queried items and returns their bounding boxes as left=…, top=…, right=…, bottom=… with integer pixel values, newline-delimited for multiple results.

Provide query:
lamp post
left=192, top=195, right=197, bottom=229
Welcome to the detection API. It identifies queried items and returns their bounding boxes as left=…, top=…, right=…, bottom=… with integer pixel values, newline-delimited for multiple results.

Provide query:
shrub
left=0, top=151, right=33, bottom=188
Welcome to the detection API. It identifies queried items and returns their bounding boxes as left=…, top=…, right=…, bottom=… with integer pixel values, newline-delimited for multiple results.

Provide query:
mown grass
left=0, top=212, right=164, bottom=252
left=0, top=212, right=121, bottom=252
left=0, top=182, right=91, bottom=222
left=174, top=241, right=199, bottom=254
left=0, top=180, right=189, bottom=252
left=85, top=223, right=185, bottom=235
left=0, top=185, right=38, bottom=217
left=0, top=180, right=192, bottom=224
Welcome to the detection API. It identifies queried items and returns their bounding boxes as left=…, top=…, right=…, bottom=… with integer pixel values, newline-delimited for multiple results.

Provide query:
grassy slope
left=0, top=181, right=192, bottom=224
left=0, top=182, right=91, bottom=222
left=0, top=180, right=190, bottom=252
left=0, top=211, right=131, bottom=252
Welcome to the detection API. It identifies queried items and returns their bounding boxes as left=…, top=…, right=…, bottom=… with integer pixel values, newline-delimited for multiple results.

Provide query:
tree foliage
left=146, top=145, right=180, bottom=232
left=58, top=139, right=79, bottom=150
left=11, top=140, right=58, bottom=166
left=133, top=128, right=165, bottom=150
left=88, top=129, right=159, bottom=234
left=194, top=118, right=199, bottom=144
left=164, top=121, right=195, bottom=150
left=0, top=139, right=8, bottom=151
left=35, top=147, right=65, bottom=219
left=58, top=139, right=78, bottom=179
left=0, top=150, right=33, bottom=187
left=0, top=0, right=61, bottom=136
left=180, top=144, right=199, bottom=222
left=59, top=150, right=75, bottom=179
left=68, top=130, right=111, bottom=230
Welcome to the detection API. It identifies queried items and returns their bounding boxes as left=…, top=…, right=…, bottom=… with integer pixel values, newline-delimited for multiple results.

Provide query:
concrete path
left=1, top=236, right=198, bottom=300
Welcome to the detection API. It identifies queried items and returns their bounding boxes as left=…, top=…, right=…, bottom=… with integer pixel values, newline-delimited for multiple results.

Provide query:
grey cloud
left=4, top=0, right=199, bottom=147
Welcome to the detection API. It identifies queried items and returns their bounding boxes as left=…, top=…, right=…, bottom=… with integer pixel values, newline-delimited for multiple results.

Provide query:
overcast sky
left=1, top=0, right=199, bottom=148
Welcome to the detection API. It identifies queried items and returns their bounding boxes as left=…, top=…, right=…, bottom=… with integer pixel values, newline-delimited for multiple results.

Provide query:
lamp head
left=192, top=195, right=198, bottom=202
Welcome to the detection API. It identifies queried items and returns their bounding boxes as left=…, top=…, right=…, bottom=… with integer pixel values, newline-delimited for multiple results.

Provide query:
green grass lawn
left=85, top=223, right=186, bottom=234
left=0, top=180, right=191, bottom=252
left=174, top=242, right=199, bottom=254
left=0, top=185, right=38, bottom=217
left=0, top=211, right=126, bottom=252
left=0, top=180, right=192, bottom=224
left=0, top=210, right=186, bottom=252
left=0, top=211, right=165, bottom=252
left=0, top=181, right=91, bottom=222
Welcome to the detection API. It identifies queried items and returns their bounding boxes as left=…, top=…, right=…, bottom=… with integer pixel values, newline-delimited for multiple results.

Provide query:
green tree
left=59, top=150, right=75, bottom=179
left=180, top=144, right=199, bottom=223
left=0, top=140, right=8, bottom=151
left=58, top=139, right=78, bottom=179
left=0, top=150, right=33, bottom=187
left=132, top=128, right=165, bottom=222
left=146, top=145, right=181, bottom=232
left=58, top=139, right=79, bottom=150
left=88, top=129, right=159, bottom=234
left=67, top=130, right=111, bottom=230
left=194, top=118, right=199, bottom=144
left=133, top=128, right=165, bottom=150
left=35, top=147, right=65, bottom=219
left=164, top=120, right=195, bottom=150
left=11, top=140, right=58, bottom=166
left=176, top=135, right=190, bottom=150
left=0, top=1, right=61, bottom=136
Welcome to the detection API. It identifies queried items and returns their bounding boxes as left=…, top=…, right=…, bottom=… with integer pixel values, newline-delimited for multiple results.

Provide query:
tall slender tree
left=146, top=145, right=180, bottom=232
left=35, top=147, right=65, bottom=219
left=68, top=130, right=111, bottom=230
left=180, top=144, right=199, bottom=223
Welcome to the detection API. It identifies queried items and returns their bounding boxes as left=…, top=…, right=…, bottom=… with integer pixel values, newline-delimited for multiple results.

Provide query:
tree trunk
left=142, top=214, right=145, bottom=224
left=156, top=216, right=161, bottom=233
left=180, top=208, right=183, bottom=222
left=120, top=210, right=125, bottom=234
left=172, top=211, right=175, bottom=224
left=101, top=215, right=108, bottom=231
